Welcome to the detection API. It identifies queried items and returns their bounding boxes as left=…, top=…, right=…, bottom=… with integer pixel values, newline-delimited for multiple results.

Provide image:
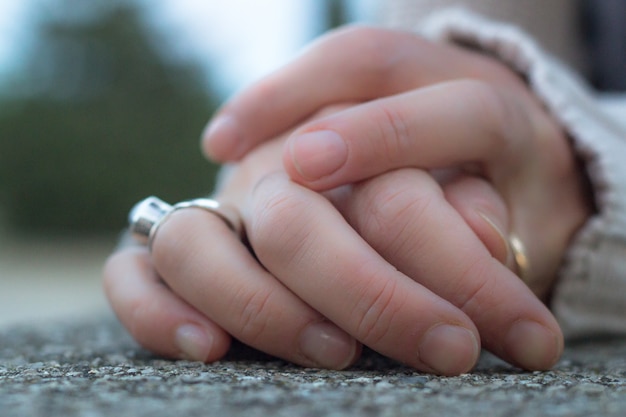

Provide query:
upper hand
left=202, top=25, right=592, bottom=299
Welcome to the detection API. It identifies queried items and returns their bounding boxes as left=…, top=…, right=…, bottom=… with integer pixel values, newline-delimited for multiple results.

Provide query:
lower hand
left=105, top=122, right=563, bottom=376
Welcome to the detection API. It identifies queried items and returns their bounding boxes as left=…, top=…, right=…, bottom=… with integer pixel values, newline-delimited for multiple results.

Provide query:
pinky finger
left=103, top=247, right=232, bottom=362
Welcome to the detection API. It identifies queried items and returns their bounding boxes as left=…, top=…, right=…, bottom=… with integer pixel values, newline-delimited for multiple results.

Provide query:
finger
left=248, top=172, right=481, bottom=376
left=440, top=173, right=511, bottom=266
left=283, top=79, right=532, bottom=190
left=150, top=207, right=360, bottom=370
left=103, top=247, right=231, bottom=362
left=285, top=77, right=580, bottom=300
left=202, top=26, right=446, bottom=162
left=336, top=169, right=563, bottom=370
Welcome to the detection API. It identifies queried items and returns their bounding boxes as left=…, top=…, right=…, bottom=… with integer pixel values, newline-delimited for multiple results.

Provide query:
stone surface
left=1, top=316, right=625, bottom=417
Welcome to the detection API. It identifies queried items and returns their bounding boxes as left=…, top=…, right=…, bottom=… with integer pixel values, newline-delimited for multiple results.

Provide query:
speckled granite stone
left=1, top=316, right=625, bottom=417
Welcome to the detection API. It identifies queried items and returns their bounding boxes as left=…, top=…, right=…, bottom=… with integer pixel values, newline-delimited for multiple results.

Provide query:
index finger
left=282, top=79, right=534, bottom=191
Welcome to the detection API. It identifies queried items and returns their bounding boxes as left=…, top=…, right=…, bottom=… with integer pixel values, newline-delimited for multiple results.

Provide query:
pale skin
left=103, top=26, right=592, bottom=376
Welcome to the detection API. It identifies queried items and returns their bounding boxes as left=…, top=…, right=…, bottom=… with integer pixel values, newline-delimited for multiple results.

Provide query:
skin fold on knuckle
left=453, top=256, right=497, bottom=314
left=350, top=268, right=404, bottom=347
left=354, top=170, right=441, bottom=255
left=232, top=286, right=275, bottom=345
left=372, top=102, right=413, bottom=166
left=248, top=174, right=314, bottom=266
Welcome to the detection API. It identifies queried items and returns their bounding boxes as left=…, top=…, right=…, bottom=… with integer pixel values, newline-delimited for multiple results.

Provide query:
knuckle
left=250, top=175, right=297, bottom=237
left=249, top=174, right=312, bottom=261
left=455, top=79, right=529, bottom=152
left=371, top=102, right=411, bottom=163
left=356, top=170, right=440, bottom=253
left=455, top=257, right=496, bottom=313
left=234, top=287, right=274, bottom=344
left=352, top=275, right=403, bottom=345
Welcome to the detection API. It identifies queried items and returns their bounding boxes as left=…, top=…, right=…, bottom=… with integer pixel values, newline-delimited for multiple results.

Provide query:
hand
left=105, top=112, right=562, bottom=375
left=104, top=26, right=591, bottom=375
left=201, top=25, right=592, bottom=299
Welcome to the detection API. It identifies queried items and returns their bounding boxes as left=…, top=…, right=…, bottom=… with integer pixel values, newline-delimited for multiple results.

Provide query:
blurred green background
left=0, top=0, right=219, bottom=236
left=0, top=0, right=353, bottom=327
left=0, top=0, right=351, bottom=236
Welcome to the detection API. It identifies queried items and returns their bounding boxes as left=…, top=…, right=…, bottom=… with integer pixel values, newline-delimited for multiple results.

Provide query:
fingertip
left=201, top=114, right=245, bottom=162
left=418, top=324, right=481, bottom=376
left=176, top=323, right=230, bottom=363
left=102, top=246, right=232, bottom=363
left=283, top=129, right=348, bottom=189
left=504, top=319, right=563, bottom=371
left=298, top=321, right=361, bottom=370
left=129, top=297, right=232, bottom=363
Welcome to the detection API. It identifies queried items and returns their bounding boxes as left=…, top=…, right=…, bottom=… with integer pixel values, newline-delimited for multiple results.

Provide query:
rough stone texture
left=1, top=317, right=625, bottom=417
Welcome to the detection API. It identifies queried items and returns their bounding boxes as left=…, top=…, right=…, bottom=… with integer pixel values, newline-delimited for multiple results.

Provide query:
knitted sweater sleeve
left=415, top=9, right=626, bottom=338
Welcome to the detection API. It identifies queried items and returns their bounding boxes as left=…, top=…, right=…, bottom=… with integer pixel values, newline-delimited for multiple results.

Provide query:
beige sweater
left=382, top=0, right=626, bottom=338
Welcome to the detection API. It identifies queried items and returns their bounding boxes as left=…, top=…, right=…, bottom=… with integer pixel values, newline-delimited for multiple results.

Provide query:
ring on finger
left=128, top=196, right=244, bottom=249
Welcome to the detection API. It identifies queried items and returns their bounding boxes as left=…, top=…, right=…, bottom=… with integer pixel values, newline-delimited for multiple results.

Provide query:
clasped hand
left=104, top=26, right=591, bottom=375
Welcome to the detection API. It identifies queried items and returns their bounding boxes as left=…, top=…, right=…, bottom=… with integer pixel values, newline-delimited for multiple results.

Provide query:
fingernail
left=477, top=211, right=511, bottom=264
left=202, top=115, right=243, bottom=159
left=289, top=130, right=348, bottom=181
left=505, top=320, right=562, bottom=370
left=175, top=324, right=214, bottom=362
left=418, top=324, right=480, bottom=375
left=299, top=322, right=357, bottom=369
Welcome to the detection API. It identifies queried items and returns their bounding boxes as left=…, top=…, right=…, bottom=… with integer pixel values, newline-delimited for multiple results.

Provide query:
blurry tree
left=0, top=0, right=220, bottom=235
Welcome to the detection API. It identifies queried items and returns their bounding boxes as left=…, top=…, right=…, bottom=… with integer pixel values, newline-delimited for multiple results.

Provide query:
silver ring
left=172, top=198, right=243, bottom=238
left=129, top=196, right=243, bottom=249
